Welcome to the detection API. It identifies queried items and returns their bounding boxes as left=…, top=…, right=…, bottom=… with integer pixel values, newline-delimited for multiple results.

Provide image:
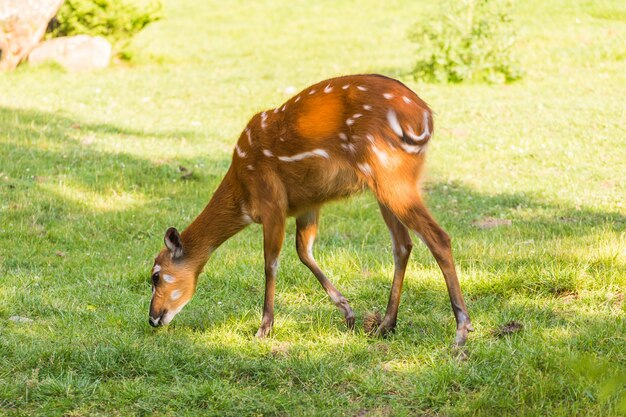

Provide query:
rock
left=29, top=35, right=112, bottom=71
left=0, top=0, right=64, bottom=71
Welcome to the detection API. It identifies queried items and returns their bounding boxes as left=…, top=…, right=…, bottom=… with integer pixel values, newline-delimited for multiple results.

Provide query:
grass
left=1, top=0, right=625, bottom=415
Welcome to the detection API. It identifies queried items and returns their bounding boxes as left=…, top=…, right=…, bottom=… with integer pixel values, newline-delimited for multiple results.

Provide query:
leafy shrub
left=49, top=0, right=163, bottom=59
left=408, top=0, right=522, bottom=83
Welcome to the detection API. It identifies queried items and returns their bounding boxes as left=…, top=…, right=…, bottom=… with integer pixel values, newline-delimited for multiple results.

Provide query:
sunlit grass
left=40, top=182, right=148, bottom=212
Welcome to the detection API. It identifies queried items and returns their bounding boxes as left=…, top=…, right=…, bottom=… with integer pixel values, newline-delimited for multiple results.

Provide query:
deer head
left=148, top=227, right=197, bottom=327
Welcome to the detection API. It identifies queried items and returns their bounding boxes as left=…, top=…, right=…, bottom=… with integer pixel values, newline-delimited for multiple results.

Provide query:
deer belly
left=283, top=161, right=365, bottom=214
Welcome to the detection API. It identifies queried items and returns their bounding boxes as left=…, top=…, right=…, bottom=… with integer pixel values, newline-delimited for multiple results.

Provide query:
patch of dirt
left=558, top=290, right=578, bottom=303
left=179, top=165, right=196, bottom=180
left=9, top=316, right=33, bottom=323
left=491, top=321, right=523, bottom=337
left=472, top=217, right=512, bottom=229
left=363, top=311, right=382, bottom=334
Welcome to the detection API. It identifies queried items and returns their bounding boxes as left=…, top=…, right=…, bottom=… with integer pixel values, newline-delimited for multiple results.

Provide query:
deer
left=148, top=74, right=474, bottom=346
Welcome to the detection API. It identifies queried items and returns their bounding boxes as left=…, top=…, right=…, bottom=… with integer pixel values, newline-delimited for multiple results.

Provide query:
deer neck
left=179, top=167, right=247, bottom=273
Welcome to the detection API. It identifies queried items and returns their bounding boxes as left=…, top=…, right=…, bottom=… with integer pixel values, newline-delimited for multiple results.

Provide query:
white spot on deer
left=295, top=96, right=301, bottom=102
left=351, top=135, right=360, bottom=140
left=339, top=132, right=348, bottom=141
left=387, top=109, right=403, bottom=136
left=402, top=96, right=412, bottom=104
left=342, top=84, right=350, bottom=90
left=163, top=274, right=175, bottom=284
left=363, top=104, right=372, bottom=111
left=400, top=143, right=423, bottom=154
left=404, top=111, right=431, bottom=143
left=357, top=85, right=368, bottom=91
left=247, top=164, right=254, bottom=171
left=278, top=149, right=330, bottom=162
left=171, top=290, right=182, bottom=301
left=357, top=162, right=373, bottom=177
left=324, top=84, right=333, bottom=93
left=246, top=128, right=252, bottom=145
left=309, top=89, right=317, bottom=95
left=263, top=149, right=274, bottom=157
left=273, top=107, right=279, bottom=114
left=353, top=113, right=362, bottom=119
left=261, top=112, right=268, bottom=129
left=346, top=118, right=355, bottom=126
left=242, top=212, right=253, bottom=224
left=281, top=104, right=287, bottom=112
left=371, top=144, right=389, bottom=166
left=365, top=133, right=375, bottom=143
left=279, top=137, right=285, bottom=142
left=236, top=145, right=246, bottom=158
left=383, top=93, right=394, bottom=100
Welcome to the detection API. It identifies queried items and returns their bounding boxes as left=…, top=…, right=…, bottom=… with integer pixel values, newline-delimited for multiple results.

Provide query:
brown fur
left=149, top=74, right=473, bottom=346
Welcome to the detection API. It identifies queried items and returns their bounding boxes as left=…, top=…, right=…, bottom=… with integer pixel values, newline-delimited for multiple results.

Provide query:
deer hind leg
left=375, top=203, right=413, bottom=337
left=377, top=189, right=473, bottom=346
left=255, top=209, right=287, bottom=338
left=296, top=210, right=355, bottom=329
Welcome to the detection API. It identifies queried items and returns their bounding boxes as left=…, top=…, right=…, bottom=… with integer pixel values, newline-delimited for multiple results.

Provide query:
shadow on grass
left=0, top=105, right=202, bottom=141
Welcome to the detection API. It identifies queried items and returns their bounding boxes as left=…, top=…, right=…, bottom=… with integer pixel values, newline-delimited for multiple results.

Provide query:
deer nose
left=149, top=315, right=162, bottom=327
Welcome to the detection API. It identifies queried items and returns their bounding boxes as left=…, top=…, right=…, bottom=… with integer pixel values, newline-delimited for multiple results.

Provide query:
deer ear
left=164, top=227, right=183, bottom=258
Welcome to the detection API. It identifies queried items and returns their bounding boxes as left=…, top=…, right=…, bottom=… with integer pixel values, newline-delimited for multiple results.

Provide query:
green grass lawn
left=1, top=0, right=625, bottom=415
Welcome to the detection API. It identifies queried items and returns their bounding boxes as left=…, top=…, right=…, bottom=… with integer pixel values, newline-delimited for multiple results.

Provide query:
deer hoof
left=454, top=325, right=471, bottom=347
left=345, top=314, right=356, bottom=330
left=374, top=319, right=396, bottom=338
left=255, top=320, right=273, bottom=338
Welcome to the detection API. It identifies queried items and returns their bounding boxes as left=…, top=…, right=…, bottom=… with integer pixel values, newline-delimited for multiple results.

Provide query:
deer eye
left=151, top=272, right=159, bottom=285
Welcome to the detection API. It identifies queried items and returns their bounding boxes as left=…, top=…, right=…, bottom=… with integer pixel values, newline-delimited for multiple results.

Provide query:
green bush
left=408, top=0, right=522, bottom=83
left=49, top=0, right=163, bottom=59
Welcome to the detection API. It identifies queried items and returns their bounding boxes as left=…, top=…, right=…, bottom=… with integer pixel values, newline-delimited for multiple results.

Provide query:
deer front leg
left=255, top=213, right=286, bottom=338
left=399, top=200, right=473, bottom=346
left=296, top=210, right=355, bottom=329
left=375, top=203, right=413, bottom=337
